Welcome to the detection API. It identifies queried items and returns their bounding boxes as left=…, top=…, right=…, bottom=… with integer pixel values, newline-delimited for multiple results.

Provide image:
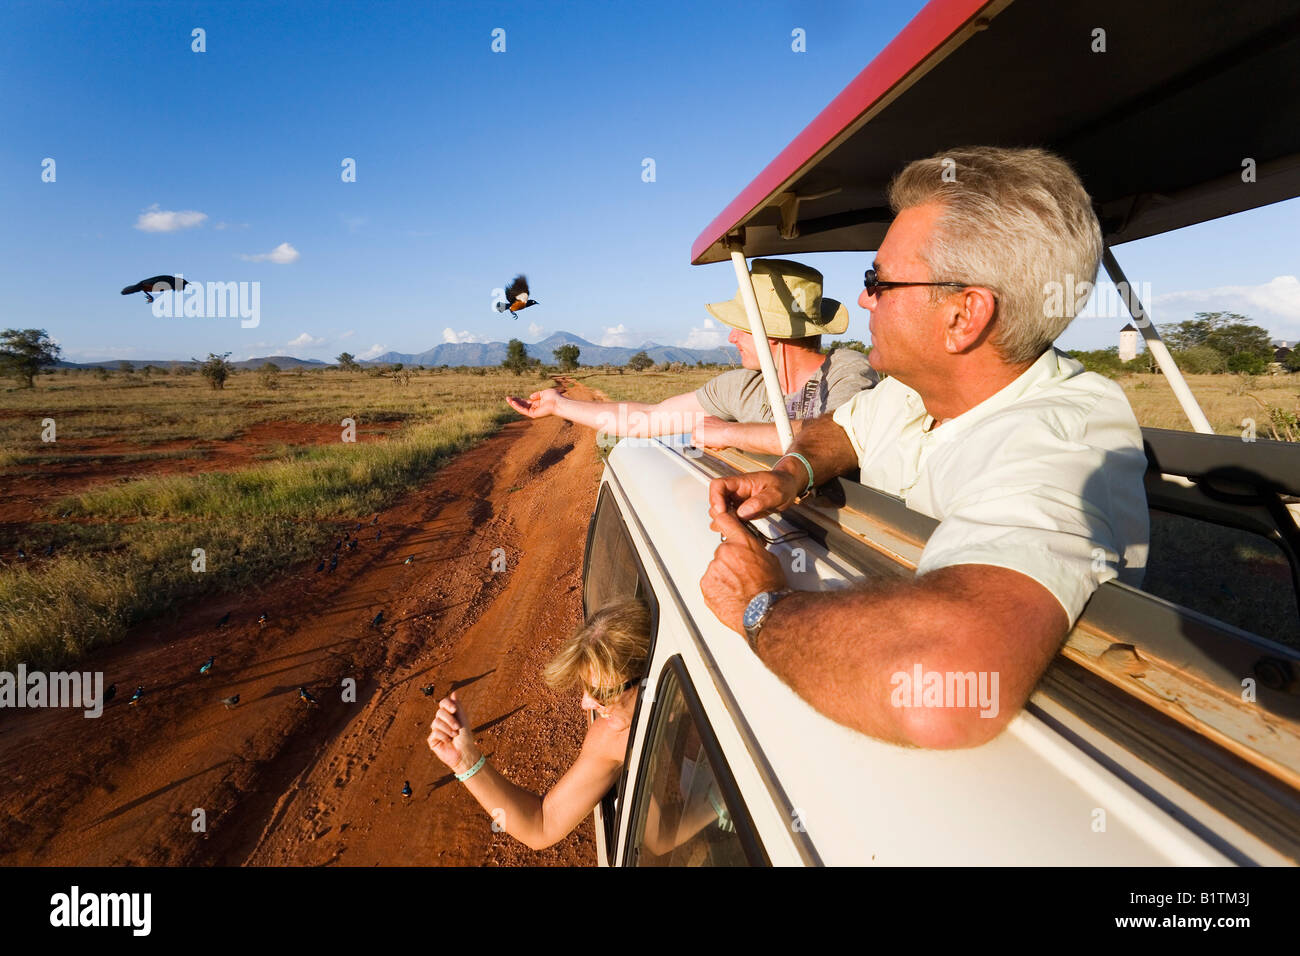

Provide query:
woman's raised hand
left=427, top=691, right=480, bottom=775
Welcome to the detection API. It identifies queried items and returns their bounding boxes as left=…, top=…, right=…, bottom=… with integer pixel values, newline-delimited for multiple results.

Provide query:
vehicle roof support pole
left=727, top=240, right=796, bottom=451
left=1102, top=247, right=1214, bottom=434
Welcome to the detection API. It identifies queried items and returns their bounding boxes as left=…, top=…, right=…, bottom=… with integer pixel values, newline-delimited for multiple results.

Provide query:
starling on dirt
left=334, top=539, right=342, bottom=552
left=299, top=686, right=318, bottom=705
left=371, top=611, right=384, bottom=627
left=371, top=516, right=379, bottom=525
left=495, top=274, right=537, bottom=316
left=375, top=529, right=382, bottom=540
left=328, top=553, right=338, bottom=573
left=16, top=547, right=26, bottom=560
left=104, top=683, right=117, bottom=703
left=420, top=684, right=435, bottom=697
left=258, top=613, right=268, bottom=627
left=216, top=612, right=230, bottom=628
left=44, top=543, right=54, bottom=557
left=316, top=559, right=325, bottom=573
left=128, top=685, right=144, bottom=705
left=347, top=538, right=358, bottom=551
left=200, top=655, right=215, bottom=675
left=401, top=780, right=412, bottom=798
left=220, top=694, right=240, bottom=709
left=120, top=274, right=191, bottom=304
left=403, top=555, right=415, bottom=565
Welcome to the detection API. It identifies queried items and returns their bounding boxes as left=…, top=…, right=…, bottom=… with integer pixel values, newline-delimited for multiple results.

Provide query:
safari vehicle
left=583, top=0, right=1300, bottom=866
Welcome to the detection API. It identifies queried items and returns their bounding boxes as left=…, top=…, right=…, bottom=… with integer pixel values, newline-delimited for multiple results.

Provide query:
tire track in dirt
left=0, top=380, right=606, bottom=866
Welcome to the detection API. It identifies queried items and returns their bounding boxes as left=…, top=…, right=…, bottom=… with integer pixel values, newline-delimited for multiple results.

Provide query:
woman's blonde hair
left=543, top=600, right=651, bottom=695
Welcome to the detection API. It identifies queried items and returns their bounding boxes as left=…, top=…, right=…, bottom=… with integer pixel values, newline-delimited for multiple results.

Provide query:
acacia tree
left=194, top=352, right=234, bottom=390
left=336, top=351, right=360, bottom=372
left=502, top=338, right=538, bottom=375
left=0, top=328, right=62, bottom=387
left=626, top=350, right=654, bottom=371
left=553, top=343, right=580, bottom=371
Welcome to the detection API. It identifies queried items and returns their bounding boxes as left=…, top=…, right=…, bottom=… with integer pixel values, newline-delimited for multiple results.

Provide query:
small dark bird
left=334, top=539, right=342, bottom=552
left=220, top=694, right=240, bottom=709
left=120, top=274, right=192, bottom=304
left=104, top=683, right=117, bottom=703
left=347, top=538, right=358, bottom=551
left=44, top=544, right=55, bottom=557
left=371, top=611, right=384, bottom=627
left=495, top=274, right=537, bottom=316
left=299, top=686, right=318, bottom=705
left=355, top=522, right=363, bottom=531
left=200, top=655, right=214, bottom=675
left=401, top=780, right=412, bottom=798
left=375, top=530, right=382, bottom=540
left=16, top=548, right=26, bottom=560
left=128, top=685, right=144, bottom=705
left=316, top=559, right=325, bottom=573
left=258, top=613, right=268, bottom=627
left=403, top=555, right=415, bottom=565
left=328, top=553, right=338, bottom=572
left=420, top=684, right=435, bottom=697
left=371, top=516, right=379, bottom=525
left=216, top=612, right=230, bottom=628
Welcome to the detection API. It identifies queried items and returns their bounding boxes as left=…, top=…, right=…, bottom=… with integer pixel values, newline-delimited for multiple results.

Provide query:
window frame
left=621, top=654, right=769, bottom=867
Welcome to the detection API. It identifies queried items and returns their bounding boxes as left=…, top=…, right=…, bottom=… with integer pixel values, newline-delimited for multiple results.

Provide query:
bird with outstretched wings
left=495, top=274, right=537, bottom=316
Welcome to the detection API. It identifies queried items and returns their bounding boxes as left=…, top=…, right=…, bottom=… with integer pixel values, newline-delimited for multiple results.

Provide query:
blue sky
left=3, top=0, right=1297, bottom=364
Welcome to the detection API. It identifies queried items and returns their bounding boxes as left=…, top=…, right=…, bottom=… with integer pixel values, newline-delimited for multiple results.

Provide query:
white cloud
left=240, top=242, right=300, bottom=264
left=1152, top=275, right=1300, bottom=336
left=287, top=332, right=325, bottom=348
left=601, top=324, right=639, bottom=347
left=213, top=221, right=248, bottom=231
left=135, top=203, right=207, bottom=232
left=358, top=343, right=386, bottom=360
left=443, top=328, right=483, bottom=344
left=339, top=329, right=355, bottom=339
left=527, top=322, right=544, bottom=339
left=679, top=318, right=728, bottom=350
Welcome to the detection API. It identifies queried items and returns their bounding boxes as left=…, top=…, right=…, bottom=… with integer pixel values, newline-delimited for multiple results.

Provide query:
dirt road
left=0, top=381, right=605, bottom=866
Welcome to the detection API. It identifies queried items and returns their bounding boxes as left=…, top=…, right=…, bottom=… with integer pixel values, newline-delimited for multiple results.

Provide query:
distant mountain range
left=58, top=332, right=741, bottom=370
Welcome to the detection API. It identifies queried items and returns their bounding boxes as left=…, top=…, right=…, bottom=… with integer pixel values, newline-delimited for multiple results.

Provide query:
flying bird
left=200, top=655, right=215, bottom=675
left=120, top=275, right=192, bottom=304
left=220, top=694, right=240, bottom=709
left=128, top=685, right=144, bottom=705
left=401, top=780, right=412, bottom=798
left=299, top=686, right=318, bottom=705
left=216, top=612, right=230, bottom=628
left=371, top=611, right=384, bottom=627
left=420, top=684, right=435, bottom=697
left=495, top=274, right=538, bottom=316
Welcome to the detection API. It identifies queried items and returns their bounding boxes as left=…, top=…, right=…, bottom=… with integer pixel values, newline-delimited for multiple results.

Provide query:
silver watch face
left=744, top=591, right=773, bottom=633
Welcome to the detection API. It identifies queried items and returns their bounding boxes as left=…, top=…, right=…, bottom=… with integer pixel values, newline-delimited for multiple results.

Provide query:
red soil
left=0, top=384, right=604, bottom=866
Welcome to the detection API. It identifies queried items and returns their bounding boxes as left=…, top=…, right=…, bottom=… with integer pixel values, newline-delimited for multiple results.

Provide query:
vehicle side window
left=583, top=484, right=649, bottom=618
left=626, top=658, right=766, bottom=866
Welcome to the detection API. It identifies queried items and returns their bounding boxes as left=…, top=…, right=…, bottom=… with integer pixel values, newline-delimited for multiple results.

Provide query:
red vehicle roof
left=692, top=0, right=1300, bottom=264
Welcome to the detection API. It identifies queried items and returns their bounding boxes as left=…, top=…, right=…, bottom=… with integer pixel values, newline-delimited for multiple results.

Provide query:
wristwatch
left=742, top=589, right=793, bottom=650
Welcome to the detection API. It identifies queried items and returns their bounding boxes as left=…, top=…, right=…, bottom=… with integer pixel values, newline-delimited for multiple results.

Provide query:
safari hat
left=706, top=259, right=849, bottom=337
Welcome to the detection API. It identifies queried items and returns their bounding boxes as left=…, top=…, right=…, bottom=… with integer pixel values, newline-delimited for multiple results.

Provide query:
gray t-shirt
left=694, top=348, right=879, bottom=423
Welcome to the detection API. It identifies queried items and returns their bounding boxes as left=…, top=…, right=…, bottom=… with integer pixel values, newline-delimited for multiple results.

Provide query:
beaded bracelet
left=455, top=753, right=487, bottom=782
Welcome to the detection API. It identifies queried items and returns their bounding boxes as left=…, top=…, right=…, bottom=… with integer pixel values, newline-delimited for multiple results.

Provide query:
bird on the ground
left=403, top=555, right=414, bottom=565
left=44, top=543, right=54, bottom=557
left=347, top=538, right=358, bottom=551
left=401, top=780, right=412, bottom=798
left=375, top=529, right=382, bottom=540
left=128, top=685, right=144, bottom=705
left=16, top=547, right=26, bottom=560
left=220, top=694, right=240, bottom=709
left=420, top=684, right=435, bottom=697
left=328, top=553, right=338, bottom=572
left=316, top=559, right=326, bottom=573
left=216, top=612, right=230, bottom=628
left=299, top=686, right=318, bottom=705
left=371, top=611, right=384, bottom=627
left=258, top=613, right=268, bottom=627
left=104, top=683, right=117, bottom=703
left=200, top=655, right=215, bottom=675
left=495, top=274, right=537, bottom=316
left=371, top=516, right=379, bottom=525
left=355, top=522, right=363, bottom=531
left=334, top=539, right=342, bottom=552
left=120, top=275, right=192, bottom=304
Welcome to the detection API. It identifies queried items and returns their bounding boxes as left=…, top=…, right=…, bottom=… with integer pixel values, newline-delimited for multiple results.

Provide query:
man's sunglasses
left=863, top=268, right=974, bottom=298
left=584, top=677, right=639, bottom=706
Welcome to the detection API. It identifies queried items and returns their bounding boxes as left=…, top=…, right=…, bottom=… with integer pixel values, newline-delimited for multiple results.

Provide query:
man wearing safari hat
left=505, top=259, right=878, bottom=455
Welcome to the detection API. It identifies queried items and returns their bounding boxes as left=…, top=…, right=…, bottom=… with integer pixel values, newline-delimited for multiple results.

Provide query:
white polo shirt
left=830, top=348, right=1149, bottom=624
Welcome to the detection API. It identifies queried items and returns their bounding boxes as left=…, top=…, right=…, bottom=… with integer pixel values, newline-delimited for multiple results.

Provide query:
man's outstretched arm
left=507, top=388, right=709, bottom=438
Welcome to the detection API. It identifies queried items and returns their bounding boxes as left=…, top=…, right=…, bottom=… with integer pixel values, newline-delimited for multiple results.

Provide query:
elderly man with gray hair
left=701, top=146, right=1149, bottom=749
